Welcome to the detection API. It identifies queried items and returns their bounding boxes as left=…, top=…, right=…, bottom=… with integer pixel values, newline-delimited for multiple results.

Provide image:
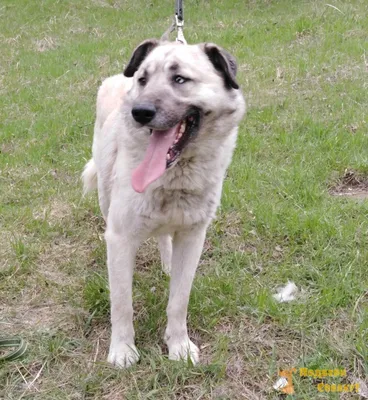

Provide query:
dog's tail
left=82, top=159, right=97, bottom=194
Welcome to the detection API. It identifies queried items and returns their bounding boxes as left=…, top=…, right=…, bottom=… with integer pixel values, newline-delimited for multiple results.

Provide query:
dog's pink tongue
left=132, top=127, right=177, bottom=193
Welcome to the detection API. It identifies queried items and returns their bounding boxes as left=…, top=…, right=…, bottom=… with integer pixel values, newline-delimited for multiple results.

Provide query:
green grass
left=1, top=0, right=367, bottom=398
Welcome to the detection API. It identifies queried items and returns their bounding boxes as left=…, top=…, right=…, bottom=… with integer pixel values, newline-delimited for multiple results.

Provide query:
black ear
left=202, top=43, right=239, bottom=90
left=124, top=39, right=159, bottom=77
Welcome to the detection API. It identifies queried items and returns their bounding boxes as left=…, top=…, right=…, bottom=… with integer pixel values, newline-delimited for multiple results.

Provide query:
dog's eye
left=173, top=75, right=188, bottom=84
left=138, top=77, right=147, bottom=86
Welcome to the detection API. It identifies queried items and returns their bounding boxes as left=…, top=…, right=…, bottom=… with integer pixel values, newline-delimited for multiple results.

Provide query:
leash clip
left=175, top=0, right=187, bottom=45
left=175, top=14, right=184, bottom=28
left=175, top=18, right=187, bottom=44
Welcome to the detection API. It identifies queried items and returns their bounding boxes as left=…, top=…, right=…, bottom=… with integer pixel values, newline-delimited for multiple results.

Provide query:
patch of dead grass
left=0, top=275, right=83, bottom=336
left=323, top=314, right=356, bottom=356
left=2, top=301, right=78, bottom=335
left=34, top=37, right=58, bottom=52
left=330, top=169, right=368, bottom=199
left=1, top=219, right=95, bottom=337
left=201, top=317, right=304, bottom=398
left=33, top=198, right=73, bottom=227
left=0, top=232, right=14, bottom=270
left=0, top=142, right=16, bottom=154
left=91, top=0, right=122, bottom=8
left=135, top=238, right=161, bottom=272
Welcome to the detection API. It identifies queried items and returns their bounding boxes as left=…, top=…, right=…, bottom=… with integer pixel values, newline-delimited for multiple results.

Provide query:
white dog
left=82, top=39, right=245, bottom=367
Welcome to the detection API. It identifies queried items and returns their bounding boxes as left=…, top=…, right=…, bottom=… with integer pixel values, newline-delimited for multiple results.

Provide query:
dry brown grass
left=34, top=37, right=58, bottom=52
left=330, top=169, right=368, bottom=199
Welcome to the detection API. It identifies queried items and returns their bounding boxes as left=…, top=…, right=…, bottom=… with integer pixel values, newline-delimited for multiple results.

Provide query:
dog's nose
left=131, top=104, right=156, bottom=124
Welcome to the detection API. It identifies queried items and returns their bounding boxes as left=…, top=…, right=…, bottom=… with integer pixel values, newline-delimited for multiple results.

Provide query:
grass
left=0, top=0, right=367, bottom=398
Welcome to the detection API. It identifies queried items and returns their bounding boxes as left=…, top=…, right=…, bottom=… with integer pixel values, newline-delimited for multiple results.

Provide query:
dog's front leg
left=105, top=228, right=140, bottom=368
left=165, top=223, right=208, bottom=364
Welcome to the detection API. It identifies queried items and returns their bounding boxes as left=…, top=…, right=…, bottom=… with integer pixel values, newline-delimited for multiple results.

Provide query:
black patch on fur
left=169, top=63, right=180, bottom=71
left=124, top=39, right=159, bottom=77
left=203, top=44, right=239, bottom=90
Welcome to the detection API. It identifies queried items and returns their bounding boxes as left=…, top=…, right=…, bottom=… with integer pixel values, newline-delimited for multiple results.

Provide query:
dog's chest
left=136, top=186, right=218, bottom=228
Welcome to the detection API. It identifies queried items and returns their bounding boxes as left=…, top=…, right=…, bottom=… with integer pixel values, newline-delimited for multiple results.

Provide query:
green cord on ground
left=0, top=338, right=28, bottom=361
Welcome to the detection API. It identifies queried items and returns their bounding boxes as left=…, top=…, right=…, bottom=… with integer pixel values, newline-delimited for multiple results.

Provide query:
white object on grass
left=356, top=379, right=368, bottom=399
left=273, top=281, right=298, bottom=303
left=273, top=377, right=288, bottom=391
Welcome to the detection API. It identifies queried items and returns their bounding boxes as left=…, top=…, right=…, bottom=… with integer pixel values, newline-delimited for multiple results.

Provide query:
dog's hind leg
left=157, top=234, right=172, bottom=275
left=164, top=224, right=208, bottom=364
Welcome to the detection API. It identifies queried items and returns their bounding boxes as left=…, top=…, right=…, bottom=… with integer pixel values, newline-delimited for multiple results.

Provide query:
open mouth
left=132, top=108, right=201, bottom=193
left=164, top=109, right=201, bottom=168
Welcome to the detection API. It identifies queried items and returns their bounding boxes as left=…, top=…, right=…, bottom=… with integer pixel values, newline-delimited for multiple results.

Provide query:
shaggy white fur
left=83, top=40, right=245, bottom=367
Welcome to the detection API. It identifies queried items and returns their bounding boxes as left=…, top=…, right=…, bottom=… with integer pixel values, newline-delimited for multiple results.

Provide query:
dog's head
left=123, top=39, right=245, bottom=192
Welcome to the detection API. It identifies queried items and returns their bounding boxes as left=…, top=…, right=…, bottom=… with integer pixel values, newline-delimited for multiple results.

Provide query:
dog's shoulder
left=96, top=74, right=133, bottom=130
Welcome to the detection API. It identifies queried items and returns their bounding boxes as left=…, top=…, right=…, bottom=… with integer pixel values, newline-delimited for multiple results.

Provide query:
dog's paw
left=107, top=342, right=140, bottom=368
left=167, top=338, right=200, bottom=365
